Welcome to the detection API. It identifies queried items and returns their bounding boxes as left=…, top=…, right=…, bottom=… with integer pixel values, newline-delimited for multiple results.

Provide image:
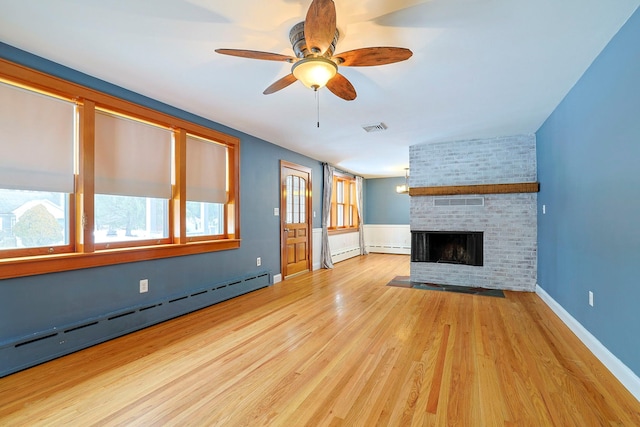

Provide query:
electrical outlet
left=257, top=257, right=261, bottom=267
left=140, top=279, right=149, bottom=293
left=588, top=291, right=594, bottom=307
left=274, top=208, right=279, bottom=216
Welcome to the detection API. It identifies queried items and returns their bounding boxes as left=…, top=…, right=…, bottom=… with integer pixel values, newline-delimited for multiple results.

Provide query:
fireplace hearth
left=411, top=231, right=483, bottom=266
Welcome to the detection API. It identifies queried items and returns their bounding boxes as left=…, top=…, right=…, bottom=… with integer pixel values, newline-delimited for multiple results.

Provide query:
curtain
left=355, top=176, right=368, bottom=256
left=321, top=163, right=334, bottom=269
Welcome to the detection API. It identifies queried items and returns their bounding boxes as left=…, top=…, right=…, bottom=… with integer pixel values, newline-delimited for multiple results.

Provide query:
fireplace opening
left=411, top=231, right=483, bottom=266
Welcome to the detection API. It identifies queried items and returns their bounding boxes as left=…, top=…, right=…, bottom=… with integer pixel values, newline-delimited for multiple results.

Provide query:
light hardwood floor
left=1, top=254, right=638, bottom=426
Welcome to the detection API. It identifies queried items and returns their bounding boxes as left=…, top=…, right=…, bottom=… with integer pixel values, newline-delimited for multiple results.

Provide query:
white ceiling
left=1, top=0, right=638, bottom=177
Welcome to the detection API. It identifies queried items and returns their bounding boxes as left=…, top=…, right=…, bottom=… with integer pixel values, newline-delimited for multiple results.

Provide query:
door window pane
left=293, top=176, right=300, bottom=224
left=286, top=176, right=306, bottom=224
left=286, top=175, right=293, bottom=224
left=299, top=178, right=306, bottom=223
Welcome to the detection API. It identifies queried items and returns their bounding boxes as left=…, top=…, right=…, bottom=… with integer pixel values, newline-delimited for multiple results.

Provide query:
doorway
left=280, top=161, right=312, bottom=278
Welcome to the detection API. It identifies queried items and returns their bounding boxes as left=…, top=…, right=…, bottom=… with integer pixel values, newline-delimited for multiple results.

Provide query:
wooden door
left=280, top=161, right=312, bottom=278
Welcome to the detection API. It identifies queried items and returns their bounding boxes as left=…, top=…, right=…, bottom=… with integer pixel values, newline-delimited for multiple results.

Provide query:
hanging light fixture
left=396, top=168, right=410, bottom=194
left=291, top=57, right=338, bottom=90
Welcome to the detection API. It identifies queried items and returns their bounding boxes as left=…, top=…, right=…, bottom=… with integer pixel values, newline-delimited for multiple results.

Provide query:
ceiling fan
left=215, top=0, right=412, bottom=101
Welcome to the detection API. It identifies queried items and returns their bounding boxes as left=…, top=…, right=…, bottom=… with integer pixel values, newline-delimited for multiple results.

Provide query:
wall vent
left=362, top=122, right=387, bottom=133
left=14, top=333, right=58, bottom=348
left=65, top=321, right=99, bottom=333
left=434, top=197, right=484, bottom=207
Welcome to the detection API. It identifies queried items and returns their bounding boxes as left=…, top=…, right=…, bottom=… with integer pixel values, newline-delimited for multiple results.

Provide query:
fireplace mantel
left=409, top=182, right=539, bottom=197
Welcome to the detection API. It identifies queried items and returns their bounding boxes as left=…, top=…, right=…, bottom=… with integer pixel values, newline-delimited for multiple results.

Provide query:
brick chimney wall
left=409, top=135, right=537, bottom=291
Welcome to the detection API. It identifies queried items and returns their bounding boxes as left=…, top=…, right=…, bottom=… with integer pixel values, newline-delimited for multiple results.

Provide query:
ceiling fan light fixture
left=292, top=57, right=337, bottom=90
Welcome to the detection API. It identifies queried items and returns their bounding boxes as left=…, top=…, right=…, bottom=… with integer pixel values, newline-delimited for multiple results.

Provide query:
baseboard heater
left=0, top=271, right=271, bottom=378
left=331, top=247, right=361, bottom=263
left=366, top=244, right=411, bottom=254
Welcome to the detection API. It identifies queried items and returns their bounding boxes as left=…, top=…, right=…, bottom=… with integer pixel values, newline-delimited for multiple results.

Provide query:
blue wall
left=536, top=7, right=640, bottom=376
left=364, top=177, right=410, bottom=224
left=0, top=43, right=323, bottom=370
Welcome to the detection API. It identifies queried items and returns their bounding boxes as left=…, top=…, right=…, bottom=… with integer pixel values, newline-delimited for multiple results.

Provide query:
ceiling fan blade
left=215, top=49, right=295, bottom=62
left=263, top=74, right=298, bottom=95
left=326, top=73, right=356, bottom=101
left=333, top=47, right=413, bottom=67
left=304, top=0, right=336, bottom=55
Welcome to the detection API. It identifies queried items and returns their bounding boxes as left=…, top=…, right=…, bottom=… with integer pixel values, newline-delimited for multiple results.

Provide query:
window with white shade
left=0, top=81, right=75, bottom=252
left=185, top=134, right=227, bottom=238
left=0, top=59, right=241, bottom=279
left=93, top=110, right=172, bottom=246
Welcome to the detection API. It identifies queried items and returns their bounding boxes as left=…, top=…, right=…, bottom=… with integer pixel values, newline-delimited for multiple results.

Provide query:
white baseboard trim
left=273, top=274, right=282, bottom=284
left=536, top=285, right=640, bottom=402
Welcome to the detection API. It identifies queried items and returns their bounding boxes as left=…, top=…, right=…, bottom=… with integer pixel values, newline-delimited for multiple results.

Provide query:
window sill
left=328, top=228, right=360, bottom=235
left=0, top=239, right=241, bottom=280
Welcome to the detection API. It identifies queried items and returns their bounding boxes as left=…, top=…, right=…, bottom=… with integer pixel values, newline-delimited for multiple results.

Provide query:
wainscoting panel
left=316, top=226, right=408, bottom=267
left=329, top=231, right=361, bottom=264
left=364, top=224, right=411, bottom=255
left=0, top=271, right=271, bottom=378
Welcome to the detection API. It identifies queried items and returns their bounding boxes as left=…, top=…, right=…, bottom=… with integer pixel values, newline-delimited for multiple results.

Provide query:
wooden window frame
left=0, top=59, right=240, bottom=279
left=329, top=172, right=359, bottom=234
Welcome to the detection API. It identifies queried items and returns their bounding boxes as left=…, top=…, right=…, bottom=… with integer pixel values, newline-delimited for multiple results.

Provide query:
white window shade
left=0, top=81, right=75, bottom=192
left=186, top=135, right=227, bottom=204
left=95, top=110, right=172, bottom=199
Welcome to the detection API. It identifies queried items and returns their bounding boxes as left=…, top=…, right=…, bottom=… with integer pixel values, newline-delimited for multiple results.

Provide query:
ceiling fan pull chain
left=316, top=89, right=320, bottom=128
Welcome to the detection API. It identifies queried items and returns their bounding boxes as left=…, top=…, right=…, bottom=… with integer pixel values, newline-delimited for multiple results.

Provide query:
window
left=0, top=59, right=240, bottom=279
left=0, top=80, right=75, bottom=256
left=330, top=173, right=358, bottom=231
left=94, top=110, right=172, bottom=248
left=185, top=134, right=227, bottom=240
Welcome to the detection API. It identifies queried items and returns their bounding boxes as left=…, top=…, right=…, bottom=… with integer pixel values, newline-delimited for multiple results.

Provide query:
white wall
left=311, top=225, right=410, bottom=271
left=364, top=224, right=410, bottom=255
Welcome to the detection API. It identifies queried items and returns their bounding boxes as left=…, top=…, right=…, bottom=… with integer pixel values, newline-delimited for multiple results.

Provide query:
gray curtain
left=321, top=163, right=334, bottom=269
left=355, top=176, right=368, bottom=256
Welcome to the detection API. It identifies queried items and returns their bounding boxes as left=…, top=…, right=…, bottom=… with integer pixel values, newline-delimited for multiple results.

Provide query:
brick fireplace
left=409, top=135, right=537, bottom=291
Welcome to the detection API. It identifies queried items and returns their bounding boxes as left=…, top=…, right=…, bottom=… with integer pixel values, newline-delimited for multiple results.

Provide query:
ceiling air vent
left=362, top=122, right=388, bottom=133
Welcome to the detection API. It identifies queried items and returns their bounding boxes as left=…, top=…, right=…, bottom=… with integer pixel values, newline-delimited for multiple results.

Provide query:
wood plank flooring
left=1, top=253, right=638, bottom=426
